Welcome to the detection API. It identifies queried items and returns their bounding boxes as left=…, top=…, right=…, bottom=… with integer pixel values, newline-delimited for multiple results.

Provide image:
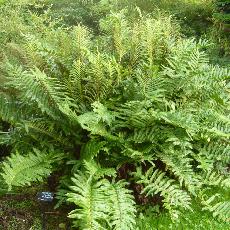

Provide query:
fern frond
left=80, top=139, right=106, bottom=161
left=132, top=127, right=159, bottom=143
left=166, top=39, right=209, bottom=72
left=78, top=102, right=116, bottom=139
left=121, top=146, right=154, bottom=162
left=206, top=122, right=230, bottom=138
left=54, top=176, right=72, bottom=209
left=83, top=160, right=116, bottom=180
left=84, top=53, right=112, bottom=103
left=1, top=149, right=64, bottom=190
left=108, top=180, right=136, bottom=230
left=115, top=100, right=156, bottom=129
left=134, top=167, right=192, bottom=213
left=160, top=152, right=202, bottom=195
left=202, top=171, right=230, bottom=189
left=140, top=16, right=179, bottom=65
left=67, top=172, right=109, bottom=230
left=6, top=65, right=71, bottom=119
left=68, top=59, right=84, bottom=104
left=67, top=161, right=136, bottom=230
left=157, top=111, right=199, bottom=133
left=0, top=93, right=24, bottom=124
left=23, top=119, right=71, bottom=146
left=210, top=201, right=230, bottom=222
left=73, top=24, right=91, bottom=58
left=202, top=195, right=230, bottom=222
left=197, top=142, right=230, bottom=167
left=100, top=11, right=130, bottom=62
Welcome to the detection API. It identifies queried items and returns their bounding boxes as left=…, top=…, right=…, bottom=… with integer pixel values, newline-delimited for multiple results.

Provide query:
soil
left=0, top=185, right=72, bottom=230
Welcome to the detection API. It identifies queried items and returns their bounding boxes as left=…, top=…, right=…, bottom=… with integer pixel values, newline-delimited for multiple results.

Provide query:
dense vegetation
left=0, top=0, right=229, bottom=229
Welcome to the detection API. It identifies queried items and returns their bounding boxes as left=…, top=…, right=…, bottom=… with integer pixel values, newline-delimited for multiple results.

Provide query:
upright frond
left=109, top=180, right=136, bottom=230
left=67, top=172, right=109, bottom=230
left=67, top=164, right=136, bottom=230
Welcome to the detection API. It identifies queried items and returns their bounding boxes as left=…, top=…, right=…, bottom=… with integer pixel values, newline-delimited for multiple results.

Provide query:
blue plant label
left=37, top=192, right=54, bottom=202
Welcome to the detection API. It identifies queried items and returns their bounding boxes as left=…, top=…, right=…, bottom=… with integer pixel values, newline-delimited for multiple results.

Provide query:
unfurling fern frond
left=1, top=149, right=64, bottom=190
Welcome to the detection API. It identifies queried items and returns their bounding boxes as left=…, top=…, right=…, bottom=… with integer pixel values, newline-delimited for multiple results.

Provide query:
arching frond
left=1, top=149, right=64, bottom=190
left=134, top=167, right=192, bottom=214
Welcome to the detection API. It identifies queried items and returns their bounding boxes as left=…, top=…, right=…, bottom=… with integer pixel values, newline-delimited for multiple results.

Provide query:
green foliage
left=0, top=1, right=229, bottom=229
left=208, top=0, right=230, bottom=59
left=201, top=191, right=230, bottom=222
left=136, top=203, right=230, bottom=230
left=214, top=0, right=230, bottom=24
left=46, top=0, right=214, bottom=36
left=1, top=149, right=64, bottom=190
left=133, top=166, right=192, bottom=217
left=67, top=161, right=136, bottom=230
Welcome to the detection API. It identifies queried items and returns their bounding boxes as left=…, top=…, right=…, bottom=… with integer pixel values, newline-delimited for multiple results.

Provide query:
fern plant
left=0, top=1, right=229, bottom=229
